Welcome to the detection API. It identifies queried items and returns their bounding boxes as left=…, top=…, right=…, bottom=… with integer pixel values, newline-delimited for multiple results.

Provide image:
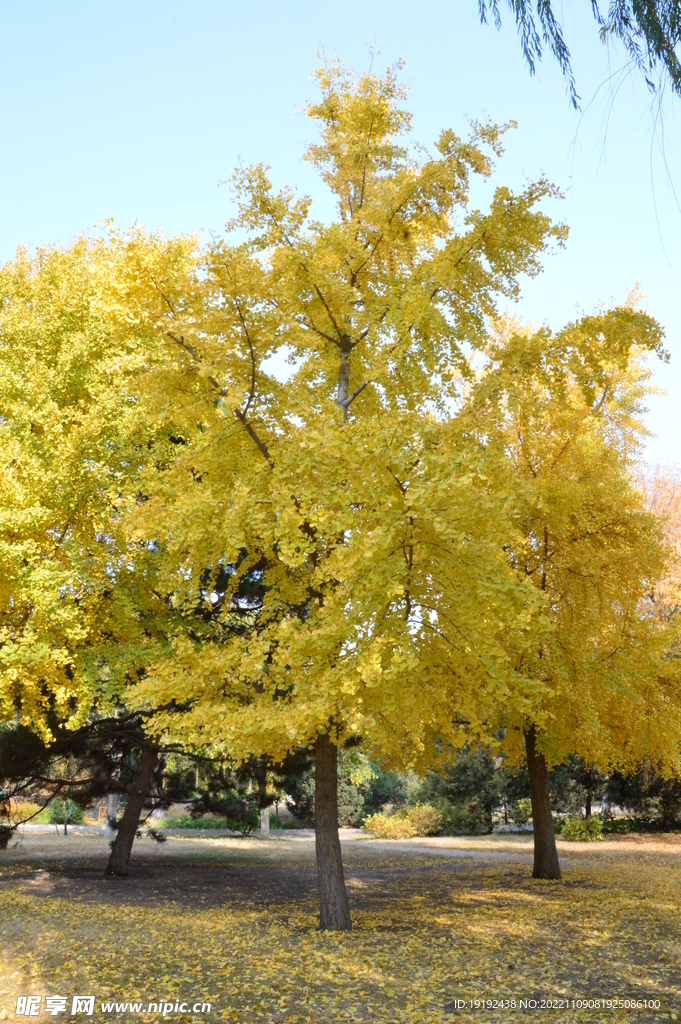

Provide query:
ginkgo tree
left=638, top=465, right=681, bottom=627
left=0, top=240, right=145, bottom=732
left=0, top=240, right=191, bottom=876
left=101, top=59, right=572, bottom=928
left=463, top=307, right=681, bottom=877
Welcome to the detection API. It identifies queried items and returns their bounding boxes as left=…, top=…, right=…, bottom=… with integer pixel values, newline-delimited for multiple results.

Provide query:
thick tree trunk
left=105, top=746, right=157, bottom=877
left=524, top=726, right=561, bottom=880
left=315, top=733, right=351, bottom=931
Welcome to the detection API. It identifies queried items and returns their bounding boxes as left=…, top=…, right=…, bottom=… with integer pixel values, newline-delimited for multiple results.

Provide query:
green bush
left=511, top=797, right=533, bottom=825
left=363, top=805, right=442, bottom=839
left=438, top=799, right=493, bottom=836
left=48, top=799, right=84, bottom=825
left=162, top=809, right=260, bottom=836
left=266, top=815, right=304, bottom=830
left=602, top=815, right=680, bottom=834
left=412, top=747, right=500, bottom=831
left=560, top=815, right=604, bottom=841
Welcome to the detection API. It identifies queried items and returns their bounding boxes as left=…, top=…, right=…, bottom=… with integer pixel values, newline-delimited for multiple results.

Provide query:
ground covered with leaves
left=0, top=831, right=679, bottom=1023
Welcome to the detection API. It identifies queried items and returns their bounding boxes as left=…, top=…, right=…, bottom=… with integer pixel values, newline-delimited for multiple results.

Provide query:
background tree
left=414, top=746, right=502, bottom=834
left=464, top=309, right=679, bottom=877
left=0, top=712, right=165, bottom=866
left=607, top=763, right=681, bottom=827
left=0, top=237, right=212, bottom=874
left=0, top=713, right=258, bottom=868
left=549, top=758, right=607, bottom=818
left=285, top=749, right=384, bottom=827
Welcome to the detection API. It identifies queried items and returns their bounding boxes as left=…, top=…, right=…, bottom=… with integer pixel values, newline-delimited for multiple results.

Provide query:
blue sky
left=1, top=1, right=680, bottom=463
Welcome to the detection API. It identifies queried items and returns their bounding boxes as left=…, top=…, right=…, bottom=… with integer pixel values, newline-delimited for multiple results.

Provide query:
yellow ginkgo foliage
left=0, top=239, right=184, bottom=737
left=3, top=58, right=678, bottom=927
left=463, top=308, right=680, bottom=877
left=97, top=60, right=571, bottom=926
left=637, top=465, right=681, bottom=625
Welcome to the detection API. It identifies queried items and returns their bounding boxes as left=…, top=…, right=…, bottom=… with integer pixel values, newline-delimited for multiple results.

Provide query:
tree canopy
left=2, top=56, right=680, bottom=909
left=102, top=60, right=569, bottom=772
left=466, top=309, right=679, bottom=771
left=0, top=242, right=157, bottom=735
left=3, top=58, right=677, bottom=777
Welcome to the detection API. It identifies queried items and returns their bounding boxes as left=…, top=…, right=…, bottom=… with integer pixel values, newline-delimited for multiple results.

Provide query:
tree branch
left=234, top=409, right=274, bottom=467
left=339, top=381, right=369, bottom=410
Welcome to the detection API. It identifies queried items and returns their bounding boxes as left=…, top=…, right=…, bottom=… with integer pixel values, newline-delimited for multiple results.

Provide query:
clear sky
left=1, top=1, right=680, bottom=463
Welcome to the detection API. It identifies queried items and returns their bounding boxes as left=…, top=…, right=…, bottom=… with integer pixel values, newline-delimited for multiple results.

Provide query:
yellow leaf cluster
left=2, top=60, right=679, bottom=783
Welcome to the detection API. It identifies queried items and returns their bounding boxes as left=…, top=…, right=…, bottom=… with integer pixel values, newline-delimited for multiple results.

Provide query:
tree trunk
left=524, top=726, right=561, bottom=880
left=314, top=733, right=351, bottom=931
left=104, top=792, right=120, bottom=840
left=336, top=348, right=350, bottom=420
left=660, top=789, right=674, bottom=831
left=585, top=791, right=592, bottom=819
left=260, top=806, right=270, bottom=839
left=105, top=746, right=157, bottom=877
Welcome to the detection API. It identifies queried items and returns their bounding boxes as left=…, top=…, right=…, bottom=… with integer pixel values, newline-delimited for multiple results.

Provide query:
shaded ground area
left=1, top=832, right=679, bottom=1024
left=0, top=832, right=532, bottom=909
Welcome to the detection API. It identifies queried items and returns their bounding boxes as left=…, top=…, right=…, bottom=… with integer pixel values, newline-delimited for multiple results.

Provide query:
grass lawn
left=0, top=831, right=679, bottom=1023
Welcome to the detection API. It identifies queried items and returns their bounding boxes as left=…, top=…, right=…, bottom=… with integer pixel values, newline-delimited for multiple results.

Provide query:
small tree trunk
left=315, top=733, right=351, bottom=931
left=524, top=726, right=561, bottom=880
left=585, top=791, right=592, bottom=819
left=104, top=793, right=120, bottom=839
left=660, top=790, right=673, bottom=831
left=105, top=746, right=157, bottom=877
left=260, top=806, right=270, bottom=838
